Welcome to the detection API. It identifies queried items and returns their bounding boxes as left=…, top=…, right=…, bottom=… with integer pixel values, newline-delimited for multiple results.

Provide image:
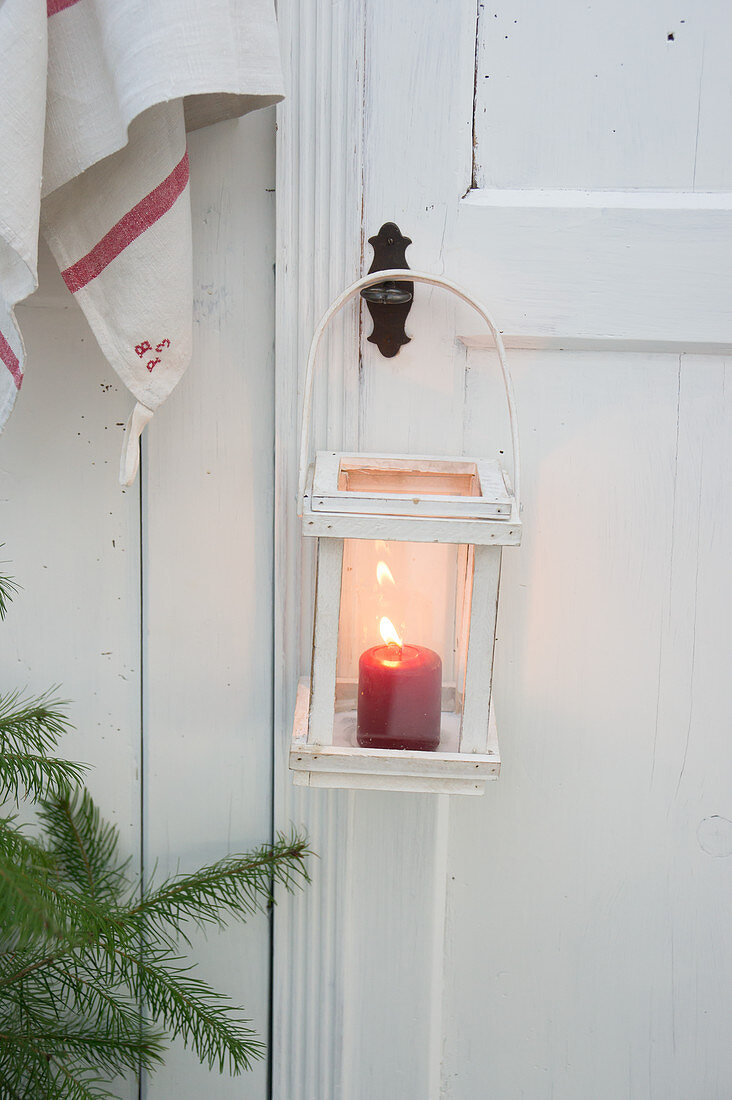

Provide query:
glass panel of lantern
left=335, top=538, right=470, bottom=753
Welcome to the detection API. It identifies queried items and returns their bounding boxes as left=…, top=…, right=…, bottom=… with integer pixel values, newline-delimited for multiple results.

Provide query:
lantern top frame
left=302, top=450, right=521, bottom=545
left=311, top=451, right=513, bottom=518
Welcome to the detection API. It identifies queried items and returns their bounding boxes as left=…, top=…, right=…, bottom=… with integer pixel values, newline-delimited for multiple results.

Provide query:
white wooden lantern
left=290, top=271, right=522, bottom=795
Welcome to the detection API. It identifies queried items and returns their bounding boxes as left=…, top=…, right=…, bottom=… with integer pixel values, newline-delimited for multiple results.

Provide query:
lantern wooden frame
left=290, top=270, right=522, bottom=795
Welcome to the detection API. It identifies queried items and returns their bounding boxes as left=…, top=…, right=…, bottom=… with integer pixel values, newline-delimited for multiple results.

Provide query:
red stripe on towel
left=47, top=0, right=83, bottom=15
left=61, top=150, right=190, bottom=294
left=0, top=330, right=22, bottom=390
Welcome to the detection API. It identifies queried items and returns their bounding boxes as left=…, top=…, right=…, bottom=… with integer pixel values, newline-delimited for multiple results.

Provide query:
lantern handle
left=297, top=269, right=521, bottom=516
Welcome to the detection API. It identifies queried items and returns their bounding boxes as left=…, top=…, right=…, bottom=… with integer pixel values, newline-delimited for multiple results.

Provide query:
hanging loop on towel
left=119, top=401, right=154, bottom=486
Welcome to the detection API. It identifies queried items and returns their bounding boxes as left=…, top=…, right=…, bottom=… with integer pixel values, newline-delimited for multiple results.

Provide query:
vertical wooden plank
left=454, top=543, right=477, bottom=714
left=308, top=538, right=344, bottom=745
left=340, top=791, right=450, bottom=1100
left=0, top=246, right=141, bottom=1100
left=645, top=354, right=732, bottom=1099
left=440, top=349, right=732, bottom=1099
left=358, top=0, right=476, bottom=462
left=334, top=2, right=477, bottom=1095
left=142, top=109, right=276, bottom=1099
left=273, top=1, right=366, bottom=1097
left=459, top=545, right=501, bottom=753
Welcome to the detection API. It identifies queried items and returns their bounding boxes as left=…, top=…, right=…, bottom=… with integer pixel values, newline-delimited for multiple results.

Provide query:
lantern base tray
left=289, top=678, right=500, bottom=795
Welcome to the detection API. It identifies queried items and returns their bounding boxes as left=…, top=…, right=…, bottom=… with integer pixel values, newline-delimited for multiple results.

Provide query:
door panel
left=474, top=0, right=732, bottom=191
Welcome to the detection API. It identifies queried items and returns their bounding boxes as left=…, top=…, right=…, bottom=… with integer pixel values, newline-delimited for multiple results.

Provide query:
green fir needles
left=0, top=569, right=309, bottom=1098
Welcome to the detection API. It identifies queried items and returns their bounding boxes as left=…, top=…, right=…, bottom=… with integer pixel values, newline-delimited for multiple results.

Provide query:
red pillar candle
left=357, top=643, right=442, bottom=751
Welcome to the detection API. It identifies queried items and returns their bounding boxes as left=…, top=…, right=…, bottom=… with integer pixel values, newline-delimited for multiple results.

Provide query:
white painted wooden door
left=274, top=3, right=732, bottom=1098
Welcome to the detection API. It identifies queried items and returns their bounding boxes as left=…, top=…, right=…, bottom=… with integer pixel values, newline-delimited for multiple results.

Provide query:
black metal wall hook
left=361, top=222, right=413, bottom=357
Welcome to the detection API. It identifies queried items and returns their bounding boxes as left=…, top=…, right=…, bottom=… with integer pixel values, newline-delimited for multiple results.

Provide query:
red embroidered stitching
left=135, top=337, right=170, bottom=370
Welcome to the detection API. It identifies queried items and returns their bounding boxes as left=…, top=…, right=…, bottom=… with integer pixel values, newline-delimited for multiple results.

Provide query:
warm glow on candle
left=379, top=616, right=403, bottom=649
left=376, top=560, right=395, bottom=587
left=356, top=547, right=441, bottom=751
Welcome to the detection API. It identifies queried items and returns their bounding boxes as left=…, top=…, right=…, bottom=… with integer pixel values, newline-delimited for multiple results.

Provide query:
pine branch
left=0, top=970, right=162, bottom=1087
left=47, top=1062, right=118, bottom=1100
left=0, top=814, right=57, bottom=874
left=38, top=790, right=130, bottom=903
left=0, top=949, right=60, bottom=990
left=131, top=832, right=310, bottom=942
left=0, top=1024, right=162, bottom=1078
left=109, top=947, right=264, bottom=1074
left=48, top=959, right=164, bottom=1075
left=0, top=690, right=77, bottom=761
left=0, top=827, right=311, bottom=1091
left=50, top=1061, right=118, bottom=1100
left=0, top=570, right=315, bottom=1092
left=0, top=824, right=66, bottom=946
left=0, top=857, right=181, bottom=985
left=0, top=1043, right=118, bottom=1100
left=1, top=958, right=149, bottom=1058
left=0, top=573, right=20, bottom=621
left=0, top=1052, right=47, bottom=1100
left=0, top=827, right=136, bottom=963
left=0, top=752, right=85, bottom=804
left=0, top=1061, right=25, bottom=1100
left=48, top=960, right=140, bottom=1034
left=0, top=888, right=140, bottom=978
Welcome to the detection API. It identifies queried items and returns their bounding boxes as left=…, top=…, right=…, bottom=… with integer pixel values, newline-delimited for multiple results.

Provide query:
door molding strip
left=273, top=2, right=366, bottom=1097
left=458, top=334, right=732, bottom=355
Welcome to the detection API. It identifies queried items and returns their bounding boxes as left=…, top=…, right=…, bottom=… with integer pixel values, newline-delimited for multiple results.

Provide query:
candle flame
left=379, top=616, right=403, bottom=649
left=376, top=560, right=395, bottom=587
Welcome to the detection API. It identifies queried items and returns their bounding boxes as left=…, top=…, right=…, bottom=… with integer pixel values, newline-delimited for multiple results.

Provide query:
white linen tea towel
left=0, top=0, right=283, bottom=484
